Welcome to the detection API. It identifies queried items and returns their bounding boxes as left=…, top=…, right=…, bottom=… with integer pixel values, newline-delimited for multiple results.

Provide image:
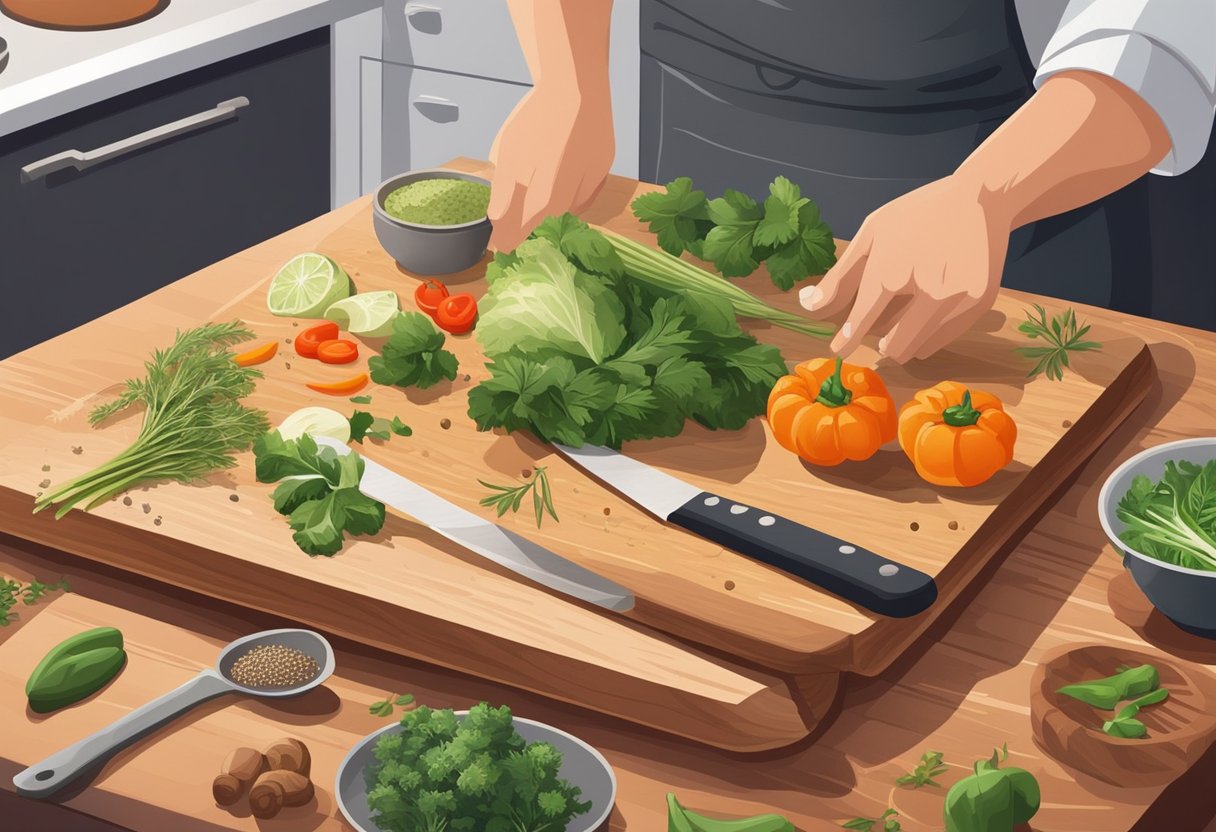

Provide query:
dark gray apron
left=639, top=0, right=1152, bottom=315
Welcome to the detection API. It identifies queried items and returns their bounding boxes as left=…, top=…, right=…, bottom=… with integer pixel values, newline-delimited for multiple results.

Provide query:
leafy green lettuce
left=468, top=218, right=788, bottom=448
left=1116, top=459, right=1216, bottom=571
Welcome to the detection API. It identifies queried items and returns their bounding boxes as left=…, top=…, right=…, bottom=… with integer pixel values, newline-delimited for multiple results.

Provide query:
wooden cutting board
left=0, top=159, right=1151, bottom=750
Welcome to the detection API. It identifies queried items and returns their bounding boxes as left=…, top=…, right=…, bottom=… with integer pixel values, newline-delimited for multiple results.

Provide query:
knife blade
left=313, top=437, right=634, bottom=612
left=553, top=443, right=936, bottom=618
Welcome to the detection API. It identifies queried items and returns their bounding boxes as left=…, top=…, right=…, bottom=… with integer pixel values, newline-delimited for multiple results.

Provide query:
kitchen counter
left=0, top=0, right=377, bottom=138
left=2, top=166, right=1216, bottom=831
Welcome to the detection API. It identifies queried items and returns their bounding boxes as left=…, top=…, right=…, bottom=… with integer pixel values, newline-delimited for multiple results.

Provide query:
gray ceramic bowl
left=372, top=169, right=492, bottom=276
left=1099, top=437, right=1216, bottom=637
left=336, top=712, right=616, bottom=832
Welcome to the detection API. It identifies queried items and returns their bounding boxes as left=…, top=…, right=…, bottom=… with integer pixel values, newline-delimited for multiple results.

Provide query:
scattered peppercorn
left=71, top=446, right=83, bottom=455
left=41, top=464, right=50, bottom=472
left=910, top=522, right=920, bottom=532
left=142, top=503, right=151, bottom=514
left=154, top=516, right=163, bottom=526
left=1062, top=419, right=1072, bottom=428
left=521, top=468, right=532, bottom=479
left=38, top=479, right=50, bottom=489
left=122, top=496, right=133, bottom=506
left=603, top=507, right=611, bottom=516
left=229, top=493, right=240, bottom=503
left=948, top=520, right=959, bottom=530
left=440, top=418, right=452, bottom=430
left=724, top=580, right=736, bottom=591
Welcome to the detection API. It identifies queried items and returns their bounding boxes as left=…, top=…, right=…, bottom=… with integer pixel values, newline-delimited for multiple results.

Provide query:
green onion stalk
left=34, top=322, right=270, bottom=519
left=603, top=230, right=837, bottom=339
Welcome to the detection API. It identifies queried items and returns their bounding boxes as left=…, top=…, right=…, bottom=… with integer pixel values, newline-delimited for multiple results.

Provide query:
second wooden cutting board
left=0, top=159, right=1152, bottom=750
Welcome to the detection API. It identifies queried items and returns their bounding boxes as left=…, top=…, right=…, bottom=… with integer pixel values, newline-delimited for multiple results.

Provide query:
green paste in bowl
left=382, top=178, right=491, bottom=226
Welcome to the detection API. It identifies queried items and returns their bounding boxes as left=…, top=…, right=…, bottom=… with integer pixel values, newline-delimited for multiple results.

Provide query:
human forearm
left=506, top=0, right=613, bottom=94
left=954, top=70, right=1171, bottom=231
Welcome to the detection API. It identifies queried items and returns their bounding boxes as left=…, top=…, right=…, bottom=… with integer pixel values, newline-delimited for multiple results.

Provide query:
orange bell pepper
left=898, top=381, right=1017, bottom=487
left=233, top=341, right=278, bottom=367
left=766, top=356, right=897, bottom=466
left=306, top=372, right=368, bottom=396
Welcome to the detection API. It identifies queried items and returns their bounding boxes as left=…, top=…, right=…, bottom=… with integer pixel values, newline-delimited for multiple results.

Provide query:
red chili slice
left=435, top=293, right=477, bottom=335
left=296, top=322, right=340, bottom=358
left=316, top=338, right=359, bottom=364
left=414, top=279, right=450, bottom=317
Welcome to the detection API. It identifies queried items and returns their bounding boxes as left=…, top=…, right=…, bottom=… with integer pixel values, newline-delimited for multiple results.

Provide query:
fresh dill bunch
left=35, top=322, right=270, bottom=519
left=1014, top=304, right=1102, bottom=381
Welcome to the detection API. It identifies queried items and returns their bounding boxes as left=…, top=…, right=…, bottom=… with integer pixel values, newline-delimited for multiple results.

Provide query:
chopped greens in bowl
left=1099, top=438, right=1216, bottom=636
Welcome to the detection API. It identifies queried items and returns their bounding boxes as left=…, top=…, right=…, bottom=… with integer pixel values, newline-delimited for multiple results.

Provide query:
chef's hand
left=799, top=175, right=1010, bottom=362
left=487, top=87, right=615, bottom=252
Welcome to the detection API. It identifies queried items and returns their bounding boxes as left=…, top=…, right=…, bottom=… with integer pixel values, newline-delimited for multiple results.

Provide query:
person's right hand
left=487, top=85, right=615, bottom=252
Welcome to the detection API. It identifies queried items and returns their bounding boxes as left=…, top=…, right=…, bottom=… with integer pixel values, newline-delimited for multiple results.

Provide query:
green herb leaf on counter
left=897, top=750, right=948, bottom=788
left=667, top=792, right=795, bottom=832
left=348, top=410, right=376, bottom=443
left=368, top=697, right=394, bottom=718
left=1102, top=687, right=1169, bottom=739
left=1117, top=460, right=1216, bottom=571
left=389, top=417, right=412, bottom=437
left=479, top=466, right=559, bottom=528
left=34, top=322, right=269, bottom=518
left=349, top=395, right=373, bottom=404
left=1014, top=304, right=1102, bottom=381
left=368, top=311, right=459, bottom=391
left=1, top=577, right=70, bottom=626
left=253, top=431, right=385, bottom=556
left=394, top=693, right=414, bottom=706
left=842, top=808, right=900, bottom=832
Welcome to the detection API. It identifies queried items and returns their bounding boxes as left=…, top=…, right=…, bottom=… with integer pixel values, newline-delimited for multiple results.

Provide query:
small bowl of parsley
left=335, top=702, right=616, bottom=832
left=1099, top=437, right=1216, bottom=637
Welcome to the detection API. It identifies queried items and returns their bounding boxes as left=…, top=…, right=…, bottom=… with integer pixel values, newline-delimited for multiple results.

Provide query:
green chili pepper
left=943, top=745, right=1040, bottom=832
left=1103, top=688, right=1170, bottom=739
left=1056, top=664, right=1158, bottom=709
left=667, top=793, right=794, bottom=832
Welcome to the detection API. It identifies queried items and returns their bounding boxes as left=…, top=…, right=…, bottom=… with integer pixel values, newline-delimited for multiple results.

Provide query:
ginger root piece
left=250, top=770, right=314, bottom=818
left=263, top=737, right=311, bottom=777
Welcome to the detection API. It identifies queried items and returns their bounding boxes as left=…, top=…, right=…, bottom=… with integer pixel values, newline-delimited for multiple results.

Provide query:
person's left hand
left=799, top=174, right=1011, bottom=362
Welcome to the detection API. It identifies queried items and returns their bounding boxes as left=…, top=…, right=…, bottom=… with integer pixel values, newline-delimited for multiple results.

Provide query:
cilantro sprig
left=368, top=311, right=459, bottom=391
left=1014, top=304, right=1102, bottom=381
left=897, top=750, right=948, bottom=788
left=253, top=431, right=386, bottom=556
left=843, top=808, right=901, bottom=831
left=632, top=175, right=836, bottom=290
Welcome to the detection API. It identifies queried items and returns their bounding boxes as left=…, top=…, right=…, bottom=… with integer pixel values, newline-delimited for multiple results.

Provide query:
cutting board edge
left=824, top=342, right=1157, bottom=676
left=0, top=503, right=816, bottom=753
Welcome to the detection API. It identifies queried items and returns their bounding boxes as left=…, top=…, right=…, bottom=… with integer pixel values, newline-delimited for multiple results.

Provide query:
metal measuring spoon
left=14, top=628, right=335, bottom=799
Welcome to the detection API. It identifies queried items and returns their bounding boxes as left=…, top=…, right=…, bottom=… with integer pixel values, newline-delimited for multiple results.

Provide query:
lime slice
left=325, top=291, right=400, bottom=336
left=278, top=407, right=351, bottom=443
left=267, top=253, right=352, bottom=318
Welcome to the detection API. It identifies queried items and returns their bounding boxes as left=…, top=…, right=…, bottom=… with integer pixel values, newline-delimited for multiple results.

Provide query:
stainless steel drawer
left=381, top=62, right=529, bottom=176
left=383, top=0, right=531, bottom=84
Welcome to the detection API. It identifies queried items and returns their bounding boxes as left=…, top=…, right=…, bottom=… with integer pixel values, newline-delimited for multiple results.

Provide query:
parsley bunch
left=468, top=223, right=789, bottom=448
left=366, top=702, right=591, bottom=832
left=253, top=431, right=385, bottom=556
left=0, top=577, right=70, bottom=626
left=632, top=175, right=837, bottom=290
left=368, top=312, right=459, bottom=391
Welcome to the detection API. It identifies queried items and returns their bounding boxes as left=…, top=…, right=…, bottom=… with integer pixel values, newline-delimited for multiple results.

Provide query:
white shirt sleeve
left=1018, top=0, right=1216, bottom=176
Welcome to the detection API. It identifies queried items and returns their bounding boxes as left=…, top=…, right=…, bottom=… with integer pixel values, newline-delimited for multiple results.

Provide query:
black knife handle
left=668, top=492, right=937, bottom=617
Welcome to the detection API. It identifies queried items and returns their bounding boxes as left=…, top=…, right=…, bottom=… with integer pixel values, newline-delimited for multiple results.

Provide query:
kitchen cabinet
left=0, top=29, right=330, bottom=359
left=369, top=0, right=638, bottom=184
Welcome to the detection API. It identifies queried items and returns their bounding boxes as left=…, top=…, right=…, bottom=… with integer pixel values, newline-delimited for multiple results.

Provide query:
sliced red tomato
left=414, top=279, right=450, bottom=317
left=317, top=339, right=359, bottom=364
left=295, top=322, right=340, bottom=358
left=435, top=293, right=477, bottom=335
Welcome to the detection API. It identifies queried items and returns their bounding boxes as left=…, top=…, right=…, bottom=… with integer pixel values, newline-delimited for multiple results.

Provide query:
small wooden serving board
left=0, top=159, right=1152, bottom=751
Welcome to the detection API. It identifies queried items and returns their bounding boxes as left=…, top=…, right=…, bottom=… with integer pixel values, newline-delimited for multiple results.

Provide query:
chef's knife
left=314, top=437, right=634, bottom=612
left=552, top=443, right=936, bottom=617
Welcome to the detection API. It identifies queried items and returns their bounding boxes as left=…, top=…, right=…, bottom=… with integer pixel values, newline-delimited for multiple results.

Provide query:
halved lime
left=267, top=253, right=352, bottom=318
left=325, top=291, right=400, bottom=336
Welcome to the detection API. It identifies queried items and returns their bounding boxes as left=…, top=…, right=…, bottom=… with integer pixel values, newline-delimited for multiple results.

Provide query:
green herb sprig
left=34, top=322, right=269, bottom=518
left=1117, top=461, right=1216, bottom=571
left=369, top=692, right=415, bottom=718
left=368, top=312, right=459, bottom=391
left=897, top=750, right=948, bottom=788
left=843, top=808, right=901, bottom=831
left=0, top=577, right=70, bottom=626
left=633, top=175, right=837, bottom=290
left=479, top=466, right=558, bottom=528
left=1014, top=304, right=1101, bottom=381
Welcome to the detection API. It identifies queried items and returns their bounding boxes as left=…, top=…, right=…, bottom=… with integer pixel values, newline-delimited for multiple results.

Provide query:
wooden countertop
left=2, top=167, right=1216, bottom=829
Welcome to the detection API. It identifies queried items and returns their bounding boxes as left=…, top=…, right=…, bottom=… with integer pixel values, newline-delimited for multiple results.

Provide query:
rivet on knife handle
left=668, top=492, right=937, bottom=617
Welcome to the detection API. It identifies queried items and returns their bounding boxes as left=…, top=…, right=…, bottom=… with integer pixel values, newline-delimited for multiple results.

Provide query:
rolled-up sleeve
left=1031, top=0, right=1216, bottom=175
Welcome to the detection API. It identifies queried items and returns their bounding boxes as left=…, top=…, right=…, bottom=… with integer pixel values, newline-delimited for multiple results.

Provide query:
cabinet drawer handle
left=20, top=96, right=250, bottom=184
left=412, top=95, right=459, bottom=124
left=404, top=3, right=442, bottom=34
